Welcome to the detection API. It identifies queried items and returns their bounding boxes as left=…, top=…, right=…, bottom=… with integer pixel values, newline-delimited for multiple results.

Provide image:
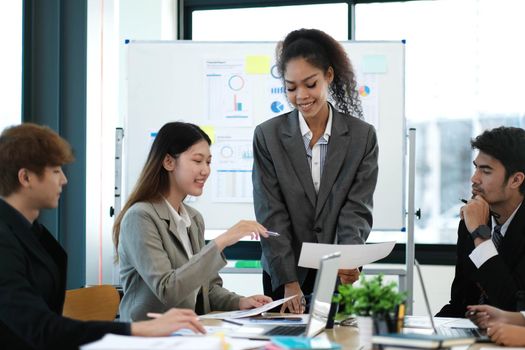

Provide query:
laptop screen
left=306, top=252, right=341, bottom=337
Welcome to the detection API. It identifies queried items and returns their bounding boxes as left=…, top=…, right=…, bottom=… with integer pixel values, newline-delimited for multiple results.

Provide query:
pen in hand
left=460, top=198, right=500, bottom=219
left=265, top=231, right=280, bottom=237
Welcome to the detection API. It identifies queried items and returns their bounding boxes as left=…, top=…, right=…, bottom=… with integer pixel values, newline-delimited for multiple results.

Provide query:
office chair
left=62, top=285, right=120, bottom=321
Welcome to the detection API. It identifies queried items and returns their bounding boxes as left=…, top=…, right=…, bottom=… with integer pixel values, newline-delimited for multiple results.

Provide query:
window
left=0, top=2, right=22, bottom=131
left=355, top=0, right=525, bottom=243
left=86, top=0, right=179, bottom=285
left=191, top=3, right=348, bottom=41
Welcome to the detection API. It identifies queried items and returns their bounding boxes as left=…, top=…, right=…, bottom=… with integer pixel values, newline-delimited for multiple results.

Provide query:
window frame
left=182, top=0, right=355, bottom=40
left=182, top=0, right=463, bottom=265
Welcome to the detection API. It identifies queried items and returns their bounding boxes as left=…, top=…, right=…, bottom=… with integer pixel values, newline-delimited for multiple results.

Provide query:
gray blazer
left=253, top=108, right=379, bottom=290
left=118, top=201, right=241, bottom=321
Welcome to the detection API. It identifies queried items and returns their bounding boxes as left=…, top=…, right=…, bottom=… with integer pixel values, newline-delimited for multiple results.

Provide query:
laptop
left=230, top=252, right=341, bottom=340
left=413, top=259, right=490, bottom=342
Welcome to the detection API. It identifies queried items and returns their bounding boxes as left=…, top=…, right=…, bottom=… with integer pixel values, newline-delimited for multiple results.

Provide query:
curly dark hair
left=471, top=126, right=525, bottom=194
left=276, top=28, right=363, bottom=118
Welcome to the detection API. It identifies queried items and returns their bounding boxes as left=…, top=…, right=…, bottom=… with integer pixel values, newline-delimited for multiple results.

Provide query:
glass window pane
left=356, top=0, right=525, bottom=243
left=192, top=3, right=348, bottom=41
left=0, top=2, right=22, bottom=131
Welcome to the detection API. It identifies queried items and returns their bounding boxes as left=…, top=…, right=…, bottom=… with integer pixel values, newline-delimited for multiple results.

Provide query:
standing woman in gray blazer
left=114, top=122, right=272, bottom=321
left=253, top=28, right=379, bottom=313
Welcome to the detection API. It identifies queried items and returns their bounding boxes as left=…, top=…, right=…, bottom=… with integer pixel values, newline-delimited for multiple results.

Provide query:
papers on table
left=172, top=324, right=239, bottom=336
left=404, top=316, right=477, bottom=329
left=227, top=314, right=310, bottom=325
left=80, top=334, right=221, bottom=349
left=199, top=295, right=296, bottom=319
left=81, top=334, right=268, bottom=350
left=298, top=241, right=396, bottom=269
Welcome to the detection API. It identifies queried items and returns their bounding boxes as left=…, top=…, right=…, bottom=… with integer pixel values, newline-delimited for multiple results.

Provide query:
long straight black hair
left=113, top=122, right=211, bottom=255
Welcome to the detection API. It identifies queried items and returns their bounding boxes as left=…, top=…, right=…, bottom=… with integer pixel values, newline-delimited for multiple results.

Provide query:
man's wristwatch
left=470, top=224, right=492, bottom=240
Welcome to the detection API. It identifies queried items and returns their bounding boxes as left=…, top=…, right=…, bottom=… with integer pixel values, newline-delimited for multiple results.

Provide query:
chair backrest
left=62, top=285, right=120, bottom=321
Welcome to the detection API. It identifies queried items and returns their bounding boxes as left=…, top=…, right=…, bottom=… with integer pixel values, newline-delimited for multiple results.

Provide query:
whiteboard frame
left=123, top=40, right=406, bottom=231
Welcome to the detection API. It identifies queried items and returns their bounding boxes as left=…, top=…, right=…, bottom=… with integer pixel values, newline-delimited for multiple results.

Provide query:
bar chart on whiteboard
left=211, top=128, right=254, bottom=202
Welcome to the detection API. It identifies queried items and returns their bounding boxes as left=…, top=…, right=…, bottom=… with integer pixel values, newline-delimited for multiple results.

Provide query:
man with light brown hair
left=0, top=123, right=205, bottom=350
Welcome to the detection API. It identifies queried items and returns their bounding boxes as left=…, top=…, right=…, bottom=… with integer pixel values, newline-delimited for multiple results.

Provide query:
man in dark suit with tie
left=437, top=126, right=525, bottom=317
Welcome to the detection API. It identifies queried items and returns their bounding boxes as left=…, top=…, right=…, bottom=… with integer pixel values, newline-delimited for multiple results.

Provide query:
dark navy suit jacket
left=437, top=201, right=525, bottom=317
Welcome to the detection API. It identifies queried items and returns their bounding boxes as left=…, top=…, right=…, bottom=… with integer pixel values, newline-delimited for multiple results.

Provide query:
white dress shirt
left=164, top=199, right=193, bottom=258
left=469, top=202, right=522, bottom=268
left=298, top=106, right=333, bottom=193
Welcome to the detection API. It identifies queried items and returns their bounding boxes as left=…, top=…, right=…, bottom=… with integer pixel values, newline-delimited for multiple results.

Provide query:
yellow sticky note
left=245, top=55, right=271, bottom=74
left=200, top=125, right=215, bottom=144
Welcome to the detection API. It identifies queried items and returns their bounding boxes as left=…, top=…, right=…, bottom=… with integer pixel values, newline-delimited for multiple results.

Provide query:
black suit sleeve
left=436, top=221, right=479, bottom=317
left=476, top=247, right=525, bottom=311
left=437, top=214, right=525, bottom=317
left=0, top=225, right=130, bottom=350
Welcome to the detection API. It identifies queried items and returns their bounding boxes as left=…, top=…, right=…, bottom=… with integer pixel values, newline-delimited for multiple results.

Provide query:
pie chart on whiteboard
left=271, top=101, right=284, bottom=113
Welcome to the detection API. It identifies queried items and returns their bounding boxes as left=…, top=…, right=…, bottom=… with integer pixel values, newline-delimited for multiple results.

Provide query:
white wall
left=220, top=264, right=455, bottom=316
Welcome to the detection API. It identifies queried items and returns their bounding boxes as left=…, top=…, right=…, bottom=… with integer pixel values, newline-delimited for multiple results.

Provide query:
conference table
left=202, top=317, right=497, bottom=350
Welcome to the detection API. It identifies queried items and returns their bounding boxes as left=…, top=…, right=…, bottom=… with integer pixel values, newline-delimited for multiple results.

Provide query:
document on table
left=81, top=334, right=268, bottom=350
left=227, top=314, right=310, bottom=325
left=404, top=316, right=476, bottom=329
left=199, top=295, right=296, bottom=319
left=80, top=334, right=221, bottom=349
left=298, top=241, right=396, bottom=269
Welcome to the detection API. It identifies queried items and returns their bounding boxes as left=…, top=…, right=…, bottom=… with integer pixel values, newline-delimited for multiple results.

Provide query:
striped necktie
left=478, top=224, right=504, bottom=304
left=492, top=224, right=503, bottom=252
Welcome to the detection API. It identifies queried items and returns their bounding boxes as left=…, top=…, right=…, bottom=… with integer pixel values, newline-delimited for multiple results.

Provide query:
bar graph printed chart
left=214, top=169, right=253, bottom=202
left=213, top=141, right=254, bottom=202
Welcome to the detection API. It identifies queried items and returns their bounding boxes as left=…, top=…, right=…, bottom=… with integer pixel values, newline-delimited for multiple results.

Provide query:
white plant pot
left=357, top=316, right=374, bottom=350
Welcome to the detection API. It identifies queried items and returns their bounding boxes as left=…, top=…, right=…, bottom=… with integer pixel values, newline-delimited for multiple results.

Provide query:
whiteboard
left=124, top=40, right=405, bottom=231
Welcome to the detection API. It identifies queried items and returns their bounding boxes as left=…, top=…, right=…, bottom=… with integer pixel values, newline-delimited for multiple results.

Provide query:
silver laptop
left=414, top=259, right=489, bottom=342
left=230, top=252, right=341, bottom=340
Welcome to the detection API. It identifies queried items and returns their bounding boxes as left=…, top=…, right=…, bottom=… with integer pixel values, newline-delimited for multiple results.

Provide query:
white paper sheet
left=80, top=334, right=221, bottom=350
left=199, top=295, right=296, bottom=319
left=81, top=334, right=267, bottom=350
left=298, top=241, right=396, bottom=269
left=227, top=314, right=310, bottom=325
left=404, top=316, right=473, bottom=329
left=227, top=337, right=269, bottom=350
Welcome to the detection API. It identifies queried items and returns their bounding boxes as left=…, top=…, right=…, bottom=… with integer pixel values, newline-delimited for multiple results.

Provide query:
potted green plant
left=333, top=274, right=406, bottom=349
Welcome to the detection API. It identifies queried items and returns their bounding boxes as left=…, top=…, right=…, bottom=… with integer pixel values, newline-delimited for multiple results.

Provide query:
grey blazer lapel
left=187, top=215, right=202, bottom=255
left=281, top=110, right=317, bottom=207
left=151, top=200, right=190, bottom=259
left=316, top=110, right=351, bottom=218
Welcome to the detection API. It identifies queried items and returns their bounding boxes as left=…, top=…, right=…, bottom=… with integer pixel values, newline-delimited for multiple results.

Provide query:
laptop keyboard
left=437, top=327, right=487, bottom=339
left=264, top=325, right=307, bottom=336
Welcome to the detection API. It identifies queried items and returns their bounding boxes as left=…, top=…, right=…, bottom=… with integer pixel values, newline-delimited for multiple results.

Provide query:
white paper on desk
left=228, top=314, right=310, bottom=325
left=80, top=334, right=221, bottom=349
left=298, top=241, right=395, bottom=269
left=444, top=318, right=477, bottom=328
left=172, top=324, right=240, bottom=335
left=403, top=316, right=474, bottom=329
left=199, top=295, right=296, bottom=319
left=226, top=337, right=269, bottom=350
